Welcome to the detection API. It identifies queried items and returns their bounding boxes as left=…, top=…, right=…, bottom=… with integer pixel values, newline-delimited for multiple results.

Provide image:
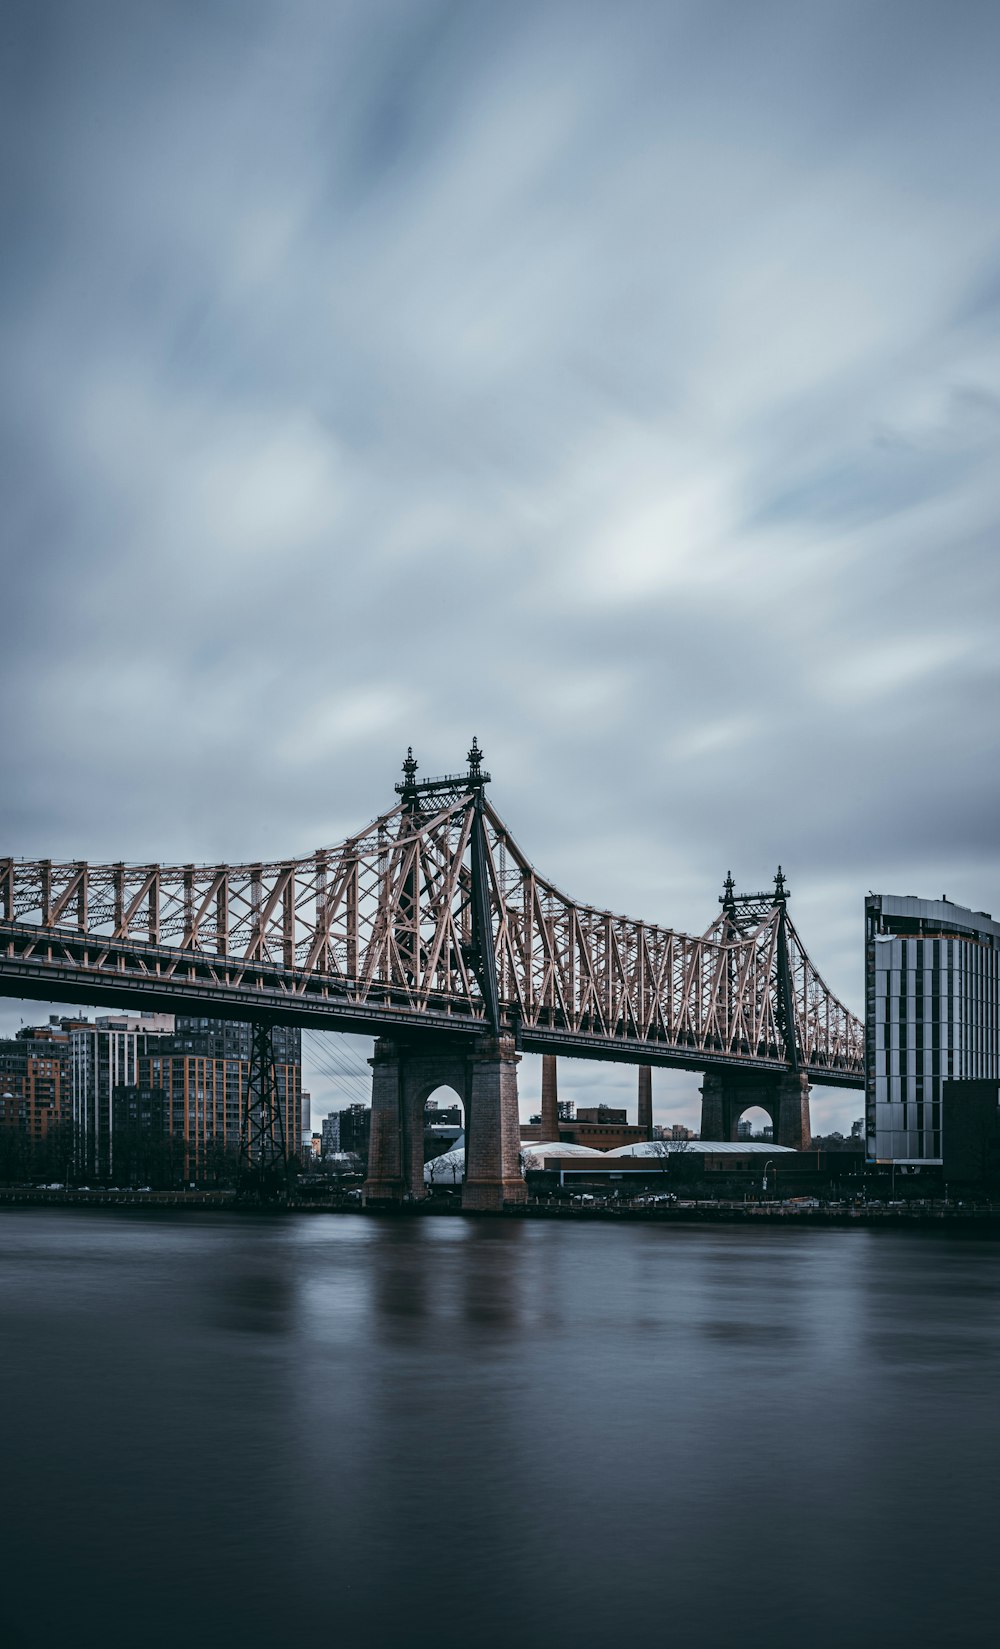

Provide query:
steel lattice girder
left=0, top=787, right=864, bottom=1083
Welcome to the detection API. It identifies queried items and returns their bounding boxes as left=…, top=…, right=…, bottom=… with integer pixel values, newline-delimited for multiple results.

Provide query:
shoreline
left=1, top=1188, right=999, bottom=1231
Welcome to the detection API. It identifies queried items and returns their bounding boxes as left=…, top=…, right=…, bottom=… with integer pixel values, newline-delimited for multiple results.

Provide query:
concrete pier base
left=363, top=1033, right=527, bottom=1210
left=699, top=1069, right=812, bottom=1151
left=462, top=1035, right=526, bottom=1211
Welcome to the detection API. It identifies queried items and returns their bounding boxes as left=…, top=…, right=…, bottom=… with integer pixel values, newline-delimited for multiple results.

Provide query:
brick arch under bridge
left=365, top=1043, right=812, bottom=1210
left=699, top=1070, right=811, bottom=1150
left=365, top=1034, right=526, bottom=1211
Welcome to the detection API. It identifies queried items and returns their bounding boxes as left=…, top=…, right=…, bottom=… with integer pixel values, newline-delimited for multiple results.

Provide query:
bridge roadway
left=0, top=917, right=863, bottom=1087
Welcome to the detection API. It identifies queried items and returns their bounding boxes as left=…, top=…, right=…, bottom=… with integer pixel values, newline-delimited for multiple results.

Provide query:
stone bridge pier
left=699, top=1069, right=812, bottom=1151
left=364, top=1033, right=527, bottom=1212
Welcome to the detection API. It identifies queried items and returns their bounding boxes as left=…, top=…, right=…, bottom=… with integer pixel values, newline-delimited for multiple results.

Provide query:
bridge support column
left=540, top=1054, right=559, bottom=1142
left=699, top=1070, right=812, bottom=1151
left=364, top=1039, right=408, bottom=1205
left=774, top=1072, right=812, bottom=1151
left=364, top=1035, right=527, bottom=1210
left=462, top=1035, right=527, bottom=1212
left=638, top=1067, right=653, bottom=1140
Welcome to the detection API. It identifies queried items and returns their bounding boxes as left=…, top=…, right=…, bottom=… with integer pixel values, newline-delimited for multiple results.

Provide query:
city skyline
left=3, top=2, right=998, bottom=1136
left=4, top=11, right=999, bottom=1648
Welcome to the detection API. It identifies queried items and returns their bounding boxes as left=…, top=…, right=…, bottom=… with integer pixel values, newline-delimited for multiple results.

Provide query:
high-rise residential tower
left=866, top=895, right=1000, bottom=1164
left=72, top=1014, right=176, bottom=1178
left=138, top=1016, right=302, bottom=1178
left=0, top=1018, right=81, bottom=1169
left=73, top=1013, right=302, bottom=1180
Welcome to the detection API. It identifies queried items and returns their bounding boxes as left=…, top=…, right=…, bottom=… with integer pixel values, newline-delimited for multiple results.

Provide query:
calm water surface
left=2, top=1211, right=998, bottom=1649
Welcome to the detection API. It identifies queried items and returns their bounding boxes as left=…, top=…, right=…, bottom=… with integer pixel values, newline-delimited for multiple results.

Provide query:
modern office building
left=865, top=895, right=1000, bottom=1164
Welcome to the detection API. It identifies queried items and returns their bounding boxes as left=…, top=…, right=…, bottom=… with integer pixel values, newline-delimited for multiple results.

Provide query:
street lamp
left=763, top=1158, right=775, bottom=1201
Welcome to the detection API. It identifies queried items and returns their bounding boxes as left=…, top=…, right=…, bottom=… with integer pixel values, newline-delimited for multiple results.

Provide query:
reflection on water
left=1, top=1212, right=998, bottom=1649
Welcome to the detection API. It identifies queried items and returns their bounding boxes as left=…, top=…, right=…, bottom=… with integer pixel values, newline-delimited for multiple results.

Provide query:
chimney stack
left=541, top=1054, right=559, bottom=1142
left=638, top=1066, right=653, bottom=1140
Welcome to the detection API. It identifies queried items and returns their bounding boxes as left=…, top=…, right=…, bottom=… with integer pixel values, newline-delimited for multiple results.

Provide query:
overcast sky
left=2, top=0, right=998, bottom=1133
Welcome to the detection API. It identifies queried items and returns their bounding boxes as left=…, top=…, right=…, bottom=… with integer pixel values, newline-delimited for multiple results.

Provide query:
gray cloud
left=2, top=0, right=998, bottom=1133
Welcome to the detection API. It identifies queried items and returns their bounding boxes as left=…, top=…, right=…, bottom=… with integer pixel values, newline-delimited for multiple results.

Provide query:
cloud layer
left=3, top=0, right=999, bottom=1130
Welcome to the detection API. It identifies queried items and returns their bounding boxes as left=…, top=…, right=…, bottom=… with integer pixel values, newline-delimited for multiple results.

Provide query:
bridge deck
left=0, top=920, right=863, bottom=1087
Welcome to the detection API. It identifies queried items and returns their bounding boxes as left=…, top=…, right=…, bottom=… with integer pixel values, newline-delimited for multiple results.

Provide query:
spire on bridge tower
left=773, top=865, right=789, bottom=902
left=467, top=736, right=485, bottom=785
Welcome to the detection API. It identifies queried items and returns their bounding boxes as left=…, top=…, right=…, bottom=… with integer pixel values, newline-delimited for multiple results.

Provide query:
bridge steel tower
left=364, top=742, right=526, bottom=1211
left=698, top=870, right=812, bottom=1150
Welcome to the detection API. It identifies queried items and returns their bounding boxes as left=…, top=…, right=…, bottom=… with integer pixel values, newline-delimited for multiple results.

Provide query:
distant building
left=941, top=1080, right=1000, bottom=1187
left=654, top=1123, right=696, bottom=1142
left=736, top=1116, right=770, bottom=1141
left=522, top=1139, right=865, bottom=1199
left=112, top=1083, right=167, bottom=1133
left=0, top=1018, right=76, bottom=1145
left=138, top=1016, right=301, bottom=1179
left=73, top=1014, right=175, bottom=1178
left=1, top=1011, right=302, bottom=1183
left=321, top=1113, right=341, bottom=1156
left=521, top=1112, right=647, bottom=1151
left=338, top=1103, right=371, bottom=1158
left=866, top=895, right=1000, bottom=1165
left=109, top=1083, right=171, bottom=1185
left=425, top=1100, right=462, bottom=1128
left=69, top=1012, right=301, bottom=1181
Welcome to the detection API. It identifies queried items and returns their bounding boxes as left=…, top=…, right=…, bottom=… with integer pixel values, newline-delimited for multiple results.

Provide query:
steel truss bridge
left=0, top=740, right=863, bottom=1084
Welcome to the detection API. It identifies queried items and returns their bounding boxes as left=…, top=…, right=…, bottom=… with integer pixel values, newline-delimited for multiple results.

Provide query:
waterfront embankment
left=1, top=1186, right=999, bottom=1229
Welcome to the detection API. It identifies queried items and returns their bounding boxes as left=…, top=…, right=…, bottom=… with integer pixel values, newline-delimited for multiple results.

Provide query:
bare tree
left=641, top=1135, right=690, bottom=1199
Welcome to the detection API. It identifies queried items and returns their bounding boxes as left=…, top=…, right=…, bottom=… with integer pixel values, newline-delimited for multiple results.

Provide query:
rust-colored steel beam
left=0, top=748, right=864, bottom=1083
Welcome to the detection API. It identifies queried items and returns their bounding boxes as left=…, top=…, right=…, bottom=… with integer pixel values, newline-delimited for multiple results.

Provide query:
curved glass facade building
left=866, top=895, right=1000, bottom=1164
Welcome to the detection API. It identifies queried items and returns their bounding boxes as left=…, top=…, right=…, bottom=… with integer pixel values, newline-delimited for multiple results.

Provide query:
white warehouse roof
left=424, top=1138, right=798, bottom=1180
left=425, top=1139, right=610, bottom=1182
left=605, top=1140, right=795, bottom=1157
left=520, top=1141, right=606, bottom=1159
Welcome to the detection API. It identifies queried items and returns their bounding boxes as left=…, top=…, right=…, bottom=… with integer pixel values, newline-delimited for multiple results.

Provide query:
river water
left=1, top=1211, right=998, bottom=1649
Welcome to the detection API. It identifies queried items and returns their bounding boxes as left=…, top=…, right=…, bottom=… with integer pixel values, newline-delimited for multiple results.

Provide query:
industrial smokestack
left=638, top=1066, right=653, bottom=1140
left=541, top=1054, right=559, bottom=1142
